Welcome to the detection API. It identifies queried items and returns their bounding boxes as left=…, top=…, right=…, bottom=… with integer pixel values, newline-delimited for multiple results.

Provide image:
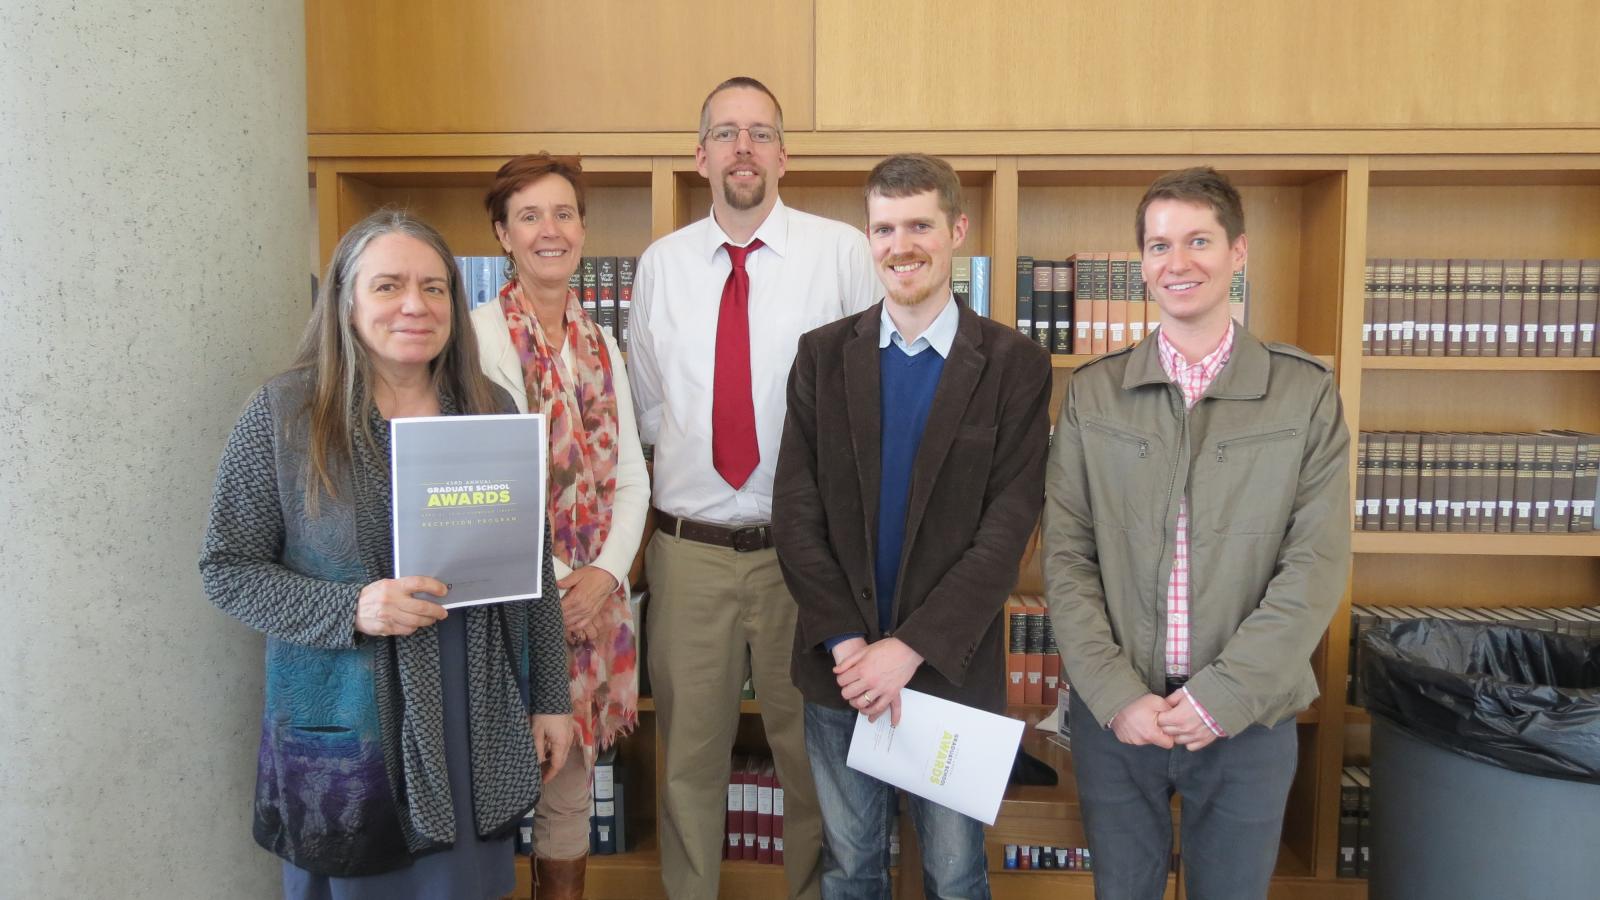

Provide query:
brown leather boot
left=532, top=853, right=587, bottom=900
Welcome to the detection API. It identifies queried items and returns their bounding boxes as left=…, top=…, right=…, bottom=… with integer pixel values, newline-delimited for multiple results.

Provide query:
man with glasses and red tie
left=627, top=76, right=878, bottom=900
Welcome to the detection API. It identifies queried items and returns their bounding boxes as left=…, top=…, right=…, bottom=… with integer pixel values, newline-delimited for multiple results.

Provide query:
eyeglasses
left=705, top=125, right=780, bottom=144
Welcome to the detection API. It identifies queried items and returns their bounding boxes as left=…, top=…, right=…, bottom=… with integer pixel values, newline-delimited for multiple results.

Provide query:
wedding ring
left=862, top=693, right=875, bottom=704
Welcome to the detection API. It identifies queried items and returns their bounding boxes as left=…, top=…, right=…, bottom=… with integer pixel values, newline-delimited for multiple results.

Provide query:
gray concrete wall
left=0, top=2, right=308, bottom=895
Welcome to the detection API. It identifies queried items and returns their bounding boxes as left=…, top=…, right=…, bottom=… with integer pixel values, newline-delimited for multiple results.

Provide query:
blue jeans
left=803, top=702, right=991, bottom=900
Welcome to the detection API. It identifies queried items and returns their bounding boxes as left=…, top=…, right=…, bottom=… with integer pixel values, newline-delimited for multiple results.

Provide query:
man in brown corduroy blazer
left=772, top=153, right=1052, bottom=899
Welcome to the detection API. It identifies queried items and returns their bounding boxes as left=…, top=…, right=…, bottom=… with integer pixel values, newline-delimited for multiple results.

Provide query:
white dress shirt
left=469, top=299, right=650, bottom=589
left=629, top=198, right=879, bottom=525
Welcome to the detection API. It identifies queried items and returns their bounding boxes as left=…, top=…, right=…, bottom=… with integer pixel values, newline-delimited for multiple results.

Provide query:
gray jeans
left=1068, top=690, right=1297, bottom=900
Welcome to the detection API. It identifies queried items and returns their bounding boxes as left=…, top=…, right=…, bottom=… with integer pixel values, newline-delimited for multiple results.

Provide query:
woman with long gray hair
left=200, top=208, right=572, bottom=898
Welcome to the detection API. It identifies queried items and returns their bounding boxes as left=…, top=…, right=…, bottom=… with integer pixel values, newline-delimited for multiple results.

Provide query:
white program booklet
left=845, top=688, right=1024, bottom=825
left=390, top=414, right=546, bottom=609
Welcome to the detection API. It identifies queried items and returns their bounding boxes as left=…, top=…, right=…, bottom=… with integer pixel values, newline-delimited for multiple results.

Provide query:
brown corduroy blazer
left=773, top=301, right=1053, bottom=713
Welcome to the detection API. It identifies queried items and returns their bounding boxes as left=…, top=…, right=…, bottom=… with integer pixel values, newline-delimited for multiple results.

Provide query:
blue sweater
left=872, top=342, right=946, bottom=634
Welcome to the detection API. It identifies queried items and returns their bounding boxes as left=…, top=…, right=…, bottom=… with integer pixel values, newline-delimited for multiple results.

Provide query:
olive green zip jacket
left=1042, top=327, right=1350, bottom=737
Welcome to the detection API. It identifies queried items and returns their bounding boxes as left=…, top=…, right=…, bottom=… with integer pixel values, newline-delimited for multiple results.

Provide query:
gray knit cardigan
left=200, top=369, right=570, bottom=876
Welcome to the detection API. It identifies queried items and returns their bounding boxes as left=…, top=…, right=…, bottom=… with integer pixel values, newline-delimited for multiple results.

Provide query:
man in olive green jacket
left=1042, top=167, right=1350, bottom=900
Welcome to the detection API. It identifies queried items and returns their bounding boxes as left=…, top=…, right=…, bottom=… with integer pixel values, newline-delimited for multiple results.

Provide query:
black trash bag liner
left=1360, top=618, right=1600, bottom=783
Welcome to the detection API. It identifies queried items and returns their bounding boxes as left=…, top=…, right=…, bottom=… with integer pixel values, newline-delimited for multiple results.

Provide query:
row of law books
left=455, top=255, right=641, bottom=352
left=1005, top=596, right=1062, bottom=707
left=1337, top=766, right=1373, bottom=879
left=725, top=754, right=785, bottom=864
left=1361, top=257, right=1600, bottom=357
left=1355, top=431, right=1600, bottom=533
left=455, top=255, right=510, bottom=310
left=1346, top=604, right=1600, bottom=706
left=1001, top=844, right=1094, bottom=870
left=1015, top=254, right=1247, bottom=356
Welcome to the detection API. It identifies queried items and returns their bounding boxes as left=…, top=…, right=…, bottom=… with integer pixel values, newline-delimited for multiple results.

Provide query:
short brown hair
left=698, top=76, right=785, bottom=143
left=1135, top=166, right=1245, bottom=248
left=485, top=153, right=587, bottom=231
left=864, top=153, right=963, bottom=226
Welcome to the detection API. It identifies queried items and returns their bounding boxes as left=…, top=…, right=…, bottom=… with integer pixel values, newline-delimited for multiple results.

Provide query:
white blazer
left=470, top=300, right=650, bottom=590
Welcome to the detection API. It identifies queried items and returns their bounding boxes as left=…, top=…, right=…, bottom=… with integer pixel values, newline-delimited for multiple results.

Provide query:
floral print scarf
left=501, top=282, right=638, bottom=763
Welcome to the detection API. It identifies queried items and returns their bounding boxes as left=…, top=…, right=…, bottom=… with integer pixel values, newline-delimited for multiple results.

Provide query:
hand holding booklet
left=845, top=688, right=1024, bottom=825
left=390, top=414, right=547, bottom=609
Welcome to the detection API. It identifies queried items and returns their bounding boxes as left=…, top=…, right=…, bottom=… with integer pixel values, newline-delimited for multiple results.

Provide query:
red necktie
left=713, top=239, right=764, bottom=489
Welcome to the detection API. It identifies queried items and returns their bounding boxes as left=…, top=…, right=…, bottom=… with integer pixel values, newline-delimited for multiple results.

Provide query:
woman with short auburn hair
left=471, top=153, right=648, bottom=898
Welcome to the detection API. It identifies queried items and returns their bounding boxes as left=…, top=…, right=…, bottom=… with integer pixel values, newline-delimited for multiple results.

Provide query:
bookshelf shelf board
left=1351, top=532, right=1600, bottom=556
left=579, top=834, right=797, bottom=900
left=671, top=157, right=999, bottom=183
left=338, top=166, right=653, bottom=188
left=1050, top=354, right=1101, bottom=369
left=1017, top=160, right=1345, bottom=187
left=1367, top=161, right=1600, bottom=187
left=1361, top=356, right=1600, bottom=371
left=634, top=697, right=760, bottom=714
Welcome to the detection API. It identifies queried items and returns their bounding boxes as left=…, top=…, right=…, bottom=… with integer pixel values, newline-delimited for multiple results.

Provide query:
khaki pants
left=646, top=531, right=822, bottom=900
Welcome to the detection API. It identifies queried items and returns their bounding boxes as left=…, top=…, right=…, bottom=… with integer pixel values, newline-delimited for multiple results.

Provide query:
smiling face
left=350, top=232, right=453, bottom=377
left=867, top=188, right=968, bottom=309
left=695, top=86, right=787, bottom=215
left=1139, top=198, right=1248, bottom=329
left=493, top=172, right=586, bottom=293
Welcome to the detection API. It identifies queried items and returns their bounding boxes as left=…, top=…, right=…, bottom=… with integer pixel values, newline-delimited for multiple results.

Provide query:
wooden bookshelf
left=1050, top=354, right=1101, bottom=369
left=1336, top=159, right=1600, bottom=896
left=308, top=137, right=1600, bottom=900
left=635, top=697, right=761, bottom=714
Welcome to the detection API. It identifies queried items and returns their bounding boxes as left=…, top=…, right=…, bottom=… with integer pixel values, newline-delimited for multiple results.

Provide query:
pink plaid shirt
left=1156, top=322, right=1235, bottom=737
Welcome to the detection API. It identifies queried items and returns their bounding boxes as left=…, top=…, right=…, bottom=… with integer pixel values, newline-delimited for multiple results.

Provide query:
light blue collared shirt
left=878, top=294, right=958, bottom=358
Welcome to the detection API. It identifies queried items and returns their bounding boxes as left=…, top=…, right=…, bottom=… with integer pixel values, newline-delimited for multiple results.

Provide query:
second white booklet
left=845, top=687, right=1024, bottom=826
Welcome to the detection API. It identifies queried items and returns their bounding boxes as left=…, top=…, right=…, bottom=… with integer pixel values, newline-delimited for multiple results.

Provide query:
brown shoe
left=532, top=853, right=587, bottom=900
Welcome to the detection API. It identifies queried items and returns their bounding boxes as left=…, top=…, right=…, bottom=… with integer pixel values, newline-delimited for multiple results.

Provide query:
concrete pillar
left=0, top=2, right=307, bottom=895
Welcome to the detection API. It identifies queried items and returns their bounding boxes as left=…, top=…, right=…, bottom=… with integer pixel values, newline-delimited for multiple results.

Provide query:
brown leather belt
left=654, top=509, right=774, bottom=553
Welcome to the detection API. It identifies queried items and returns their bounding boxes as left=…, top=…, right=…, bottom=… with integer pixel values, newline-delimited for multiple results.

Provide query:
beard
left=882, top=256, right=943, bottom=307
left=721, top=172, right=768, bottom=211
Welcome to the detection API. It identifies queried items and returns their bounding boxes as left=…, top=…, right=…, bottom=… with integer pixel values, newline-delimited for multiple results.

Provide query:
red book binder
left=725, top=755, right=744, bottom=859
left=741, top=758, right=759, bottom=859
left=1023, top=601, right=1045, bottom=705
left=773, top=774, right=785, bottom=865
left=756, top=760, right=775, bottom=863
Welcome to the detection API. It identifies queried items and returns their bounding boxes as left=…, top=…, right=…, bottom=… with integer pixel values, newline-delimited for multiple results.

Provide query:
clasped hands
left=557, top=565, right=618, bottom=645
left=1111, top=690, right=1220, bottom=752
left=832, top=636, right=923, bottom=726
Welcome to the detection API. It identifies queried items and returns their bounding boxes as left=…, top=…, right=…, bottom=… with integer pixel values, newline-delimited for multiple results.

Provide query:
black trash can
left=1360, top=619, right=1600, bottom=900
